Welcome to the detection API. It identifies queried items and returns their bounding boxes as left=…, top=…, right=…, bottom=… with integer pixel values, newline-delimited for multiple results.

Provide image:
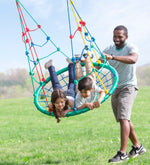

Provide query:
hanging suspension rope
left=67, top=0, right=109, bottom=94
left=16, top=0, right=119, bottom=117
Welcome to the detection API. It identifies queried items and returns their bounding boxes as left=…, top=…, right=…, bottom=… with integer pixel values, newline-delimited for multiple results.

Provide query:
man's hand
left=103, top=52, right=113, bottom=60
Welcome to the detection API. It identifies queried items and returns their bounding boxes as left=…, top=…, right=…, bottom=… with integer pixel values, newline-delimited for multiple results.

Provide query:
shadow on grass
left=43, top=159, right=62, bottom=164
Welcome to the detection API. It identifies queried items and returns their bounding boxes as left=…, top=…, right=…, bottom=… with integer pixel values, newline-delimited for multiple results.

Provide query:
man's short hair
left=113, top=25, right=128, bottom=36
left=78, top=77, right=93, bottom=91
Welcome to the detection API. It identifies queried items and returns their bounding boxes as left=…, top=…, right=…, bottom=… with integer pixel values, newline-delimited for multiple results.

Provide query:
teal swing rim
left=16, top=0, right=119, bottom=117
left=34, top=62, right=119, bottom=117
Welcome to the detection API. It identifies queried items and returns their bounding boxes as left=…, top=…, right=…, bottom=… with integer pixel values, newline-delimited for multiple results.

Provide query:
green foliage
left=0, top=87, right=149, bottom=165
left=136, top=64, right=150, bottom=86
left=0, top=69, right=33, bottom=98
left=0, top=64, right=149, bottom=98
left=0, top=69, right=29, bottom=87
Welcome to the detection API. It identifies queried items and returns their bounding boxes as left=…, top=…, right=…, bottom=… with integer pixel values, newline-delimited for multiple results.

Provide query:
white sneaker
left=44, top=60, right=54, bottom=69
left=66, top=58, right=73, bottom=64
left=129, top=144, right=146, bottom=158
left=83, top=50, right=93, bottom=59
left=108, top=151, right=129, bottom=163
left=74, top=54, right=83, bottom=62
left=74, top=54, right=81, bottom=58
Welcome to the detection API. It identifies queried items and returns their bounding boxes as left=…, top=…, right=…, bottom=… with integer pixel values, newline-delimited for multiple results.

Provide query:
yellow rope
left=69, top=0, right=86, bottom=45
left=69, top=0, right=108, bottom=94
left=69, top=0, right=100, bottom=63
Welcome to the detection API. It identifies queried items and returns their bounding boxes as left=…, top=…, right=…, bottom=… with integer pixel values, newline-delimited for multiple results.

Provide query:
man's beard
left=115, top=40, right=126, bottom=48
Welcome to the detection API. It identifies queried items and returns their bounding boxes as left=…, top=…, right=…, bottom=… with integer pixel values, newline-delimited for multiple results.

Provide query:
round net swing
left=16, top=0, right=119, bottom=117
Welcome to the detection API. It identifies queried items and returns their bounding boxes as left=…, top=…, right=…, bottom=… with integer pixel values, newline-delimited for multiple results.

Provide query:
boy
left=76, top=76, right=105, bottom=110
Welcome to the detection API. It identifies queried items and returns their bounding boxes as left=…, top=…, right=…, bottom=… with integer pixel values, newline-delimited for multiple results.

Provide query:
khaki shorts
left=111, top=86, right=138, bottom=122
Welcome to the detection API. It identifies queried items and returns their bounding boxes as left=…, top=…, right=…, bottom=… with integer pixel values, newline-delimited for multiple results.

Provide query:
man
left=103, top=25, right=146, bottom=163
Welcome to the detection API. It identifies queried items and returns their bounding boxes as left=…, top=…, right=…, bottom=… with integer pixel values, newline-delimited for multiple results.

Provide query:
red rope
left=70, top=21, right=86, bottom=39
left=16, top=0, right=49, bottom=107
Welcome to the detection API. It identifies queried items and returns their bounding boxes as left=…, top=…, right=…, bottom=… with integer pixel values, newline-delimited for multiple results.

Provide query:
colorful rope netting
left=16, top=0, right=119, bottom=117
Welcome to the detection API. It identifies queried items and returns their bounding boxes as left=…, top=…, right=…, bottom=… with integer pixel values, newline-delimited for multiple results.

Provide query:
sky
left=0, top=0, right=150, bottom=72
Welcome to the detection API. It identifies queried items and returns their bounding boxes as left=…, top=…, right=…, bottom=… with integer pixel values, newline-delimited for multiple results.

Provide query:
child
left=45, top=51, right=105, bottom=122
left=75, top=50, right=105, bottom=110
left=50, top=89, right=73, bottom=123
left=45, top=59, right=74, bottom=123
left=76, top=76, right=105, bottom=110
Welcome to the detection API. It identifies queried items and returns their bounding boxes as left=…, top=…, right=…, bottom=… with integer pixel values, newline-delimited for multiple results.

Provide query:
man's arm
left=103, top=52, right=138, bottom=64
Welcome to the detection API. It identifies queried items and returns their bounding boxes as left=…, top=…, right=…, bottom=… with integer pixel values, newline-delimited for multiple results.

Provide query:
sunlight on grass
left=0, top=87, right=150, bottom=164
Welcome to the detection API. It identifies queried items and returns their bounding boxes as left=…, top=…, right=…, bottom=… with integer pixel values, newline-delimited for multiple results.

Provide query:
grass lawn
left=0, top=86, right=149, bottom=165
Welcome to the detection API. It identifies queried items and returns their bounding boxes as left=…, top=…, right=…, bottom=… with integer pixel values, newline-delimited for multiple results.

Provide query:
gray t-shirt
left=103, top=43, right=139, bottom=88
left=76, top=85, right=101, bottom=108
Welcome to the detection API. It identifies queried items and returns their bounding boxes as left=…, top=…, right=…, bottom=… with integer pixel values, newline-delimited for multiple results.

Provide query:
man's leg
left=117, top=87, right=135, bottom=154
left=109, top=86, right=146, bottom=163
left=120, top=119, right=130, bottom=154
left=128, top=121, right=146, bottom=158
left=129, top=121, right=139, bottom=146
left=108, top=118, right=130, bottom=163
left=108, top=87, right=132, bottom=163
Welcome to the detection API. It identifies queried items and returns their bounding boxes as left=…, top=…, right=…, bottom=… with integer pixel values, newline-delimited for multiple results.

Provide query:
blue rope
left=66, top=0, right=74, bottom=59
left=69, top=1, right=105, bottom=60
left=66, top=0, right=78, bottom=111
left=31, top=36, right=50, bottom=48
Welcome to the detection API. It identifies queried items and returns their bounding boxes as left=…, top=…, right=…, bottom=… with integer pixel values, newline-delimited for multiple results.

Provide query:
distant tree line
left=136, top=64, right=150, bottom=86
left=0, top=64, right=150, bottom=98
left=0, top=69, right=33, bottom=98
left=0, top=69, right=28, bottom=87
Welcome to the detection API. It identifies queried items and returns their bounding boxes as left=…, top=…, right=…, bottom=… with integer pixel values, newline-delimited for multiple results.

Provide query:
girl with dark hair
left=45, top=59, right=74, bottom=123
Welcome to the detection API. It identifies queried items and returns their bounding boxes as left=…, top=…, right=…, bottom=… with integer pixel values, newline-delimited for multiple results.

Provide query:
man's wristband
left=111, top=54, right=115, bottom=60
